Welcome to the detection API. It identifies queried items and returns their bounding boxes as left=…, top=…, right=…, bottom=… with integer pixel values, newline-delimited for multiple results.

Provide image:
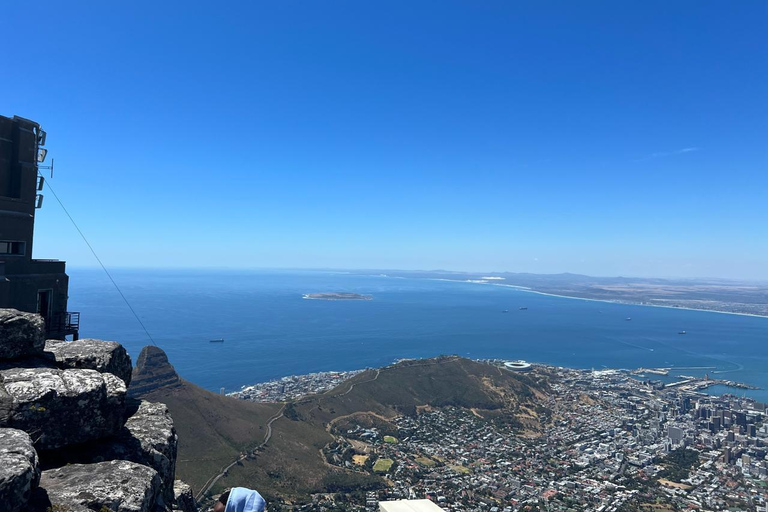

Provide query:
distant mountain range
left=129, top=348, right=547, bottom=505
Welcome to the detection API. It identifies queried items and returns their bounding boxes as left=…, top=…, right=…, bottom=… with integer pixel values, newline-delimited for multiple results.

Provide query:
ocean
left=67, top=268, right=768, bottom=401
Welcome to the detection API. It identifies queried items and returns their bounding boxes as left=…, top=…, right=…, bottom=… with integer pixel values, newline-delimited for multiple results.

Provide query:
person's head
left=213, top=490, right=231, bottom=512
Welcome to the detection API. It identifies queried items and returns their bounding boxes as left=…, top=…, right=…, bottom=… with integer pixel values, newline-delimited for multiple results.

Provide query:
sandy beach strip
left=380, top=275, right=768, bottom=320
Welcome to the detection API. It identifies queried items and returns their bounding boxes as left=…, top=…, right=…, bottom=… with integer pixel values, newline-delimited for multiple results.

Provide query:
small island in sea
left=302, top=292, right=373, bottom=300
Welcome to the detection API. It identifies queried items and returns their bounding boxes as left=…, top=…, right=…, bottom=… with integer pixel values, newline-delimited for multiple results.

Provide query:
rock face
left=129, top=345, right=182, bottom=397
left=46, top=400, right=179, bottom=505
left=44, top=338, right=133, bottom=386
left=30, top=460, right=162, bottom=512
left=120, top=400, right=178, bottom=502
left=0, top=309, right=181, bottom=512
left=0, top=309, right=45, bottom=361
left=0, top=366, right=126, bottom=450
left=0, top=428, right=40, bottom=512
left=173, top=480, right=197, bottom=512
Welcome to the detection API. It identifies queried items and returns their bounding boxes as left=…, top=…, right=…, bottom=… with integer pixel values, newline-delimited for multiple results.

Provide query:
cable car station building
left=0, top=114, right=78, bottom=340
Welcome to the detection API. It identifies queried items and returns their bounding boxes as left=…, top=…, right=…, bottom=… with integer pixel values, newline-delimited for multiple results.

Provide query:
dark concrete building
left=0, top=114, right=78, bottom=339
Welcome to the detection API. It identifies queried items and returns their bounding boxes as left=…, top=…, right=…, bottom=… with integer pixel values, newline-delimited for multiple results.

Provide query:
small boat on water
left=678, top=331, right=687, bottom=335
left=625, top=317, right=632, bottom=321
left=210, top=339, right=224, bottom=343
left=502, top=309, right=509, bottom=313
left=519, top=307, right=528, bottom=310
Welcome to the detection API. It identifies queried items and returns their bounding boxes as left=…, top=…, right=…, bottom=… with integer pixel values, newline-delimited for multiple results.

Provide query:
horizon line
left=64, top=265, right=768, bottom=284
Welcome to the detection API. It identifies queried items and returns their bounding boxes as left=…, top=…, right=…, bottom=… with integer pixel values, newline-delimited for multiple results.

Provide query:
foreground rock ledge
left=121, top=400, right=178, bottom=503
left=0, top=309, right=45, bottom=361
left=45, top=400, right=179, bottom=505
left=0, top=428, right=40, bottom=512
left=0, top=367, right=126, bottom=450
left=30, top=460, right=162, bottom=512
left=173, top=480, right=196, bottom=512
left=44, top=338, right=133, bottom=386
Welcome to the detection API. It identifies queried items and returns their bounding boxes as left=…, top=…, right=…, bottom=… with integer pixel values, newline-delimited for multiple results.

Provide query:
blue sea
left=67, top=269, right=768, bottom=402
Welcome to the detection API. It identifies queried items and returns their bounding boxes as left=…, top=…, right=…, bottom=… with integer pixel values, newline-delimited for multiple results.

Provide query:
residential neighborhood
left=240, top=362, right=768, bottom=512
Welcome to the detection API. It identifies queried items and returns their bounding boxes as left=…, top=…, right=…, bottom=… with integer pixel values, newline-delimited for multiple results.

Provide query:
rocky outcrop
left=0, top=366, right=126, bottom=450
left=44, top=338, right=133, bottom=386
left=120, top=400, right=178, bottom=502
left=173, top=480, right=197, bottom=512
left=0, top=310, right=45, bottom=360
left=45, top=400, right=178, bottom=505
left=129, top=345, right=182, bottom=397
left=0, top=308, right=181, bottom=512
left=0, top=428, right=39, bottom=512
left=29, top=460, right=162, bottom=512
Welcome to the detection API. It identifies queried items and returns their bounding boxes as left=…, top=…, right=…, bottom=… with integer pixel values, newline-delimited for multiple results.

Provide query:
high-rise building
left=667, top=426, right=684, bottom=445
left=0, top=114, right=78, bottom=339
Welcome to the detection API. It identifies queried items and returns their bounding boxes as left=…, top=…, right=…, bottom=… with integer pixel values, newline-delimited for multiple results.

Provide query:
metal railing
left=46, top=311, right=80, bottom=340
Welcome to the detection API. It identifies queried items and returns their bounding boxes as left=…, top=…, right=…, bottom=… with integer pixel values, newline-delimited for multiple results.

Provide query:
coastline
left=517, top=287, right=768, bottom=320
left=406, top=276, right=768, bottom=320
left=69, top=268, right=768, bottom=402
left=515, top=286, right=768, bottom=319
left=229, top=358, right=763, bottom=403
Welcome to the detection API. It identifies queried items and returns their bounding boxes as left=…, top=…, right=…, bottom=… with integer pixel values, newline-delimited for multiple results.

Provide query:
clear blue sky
left=4, top=1, right=767, bottom=279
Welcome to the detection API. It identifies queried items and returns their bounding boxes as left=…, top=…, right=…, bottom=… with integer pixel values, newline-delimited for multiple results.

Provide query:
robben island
left=1, top=114, right=767, bottom=512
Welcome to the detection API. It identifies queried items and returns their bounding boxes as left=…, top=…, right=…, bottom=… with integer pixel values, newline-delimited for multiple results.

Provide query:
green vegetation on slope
left=141, top=379, right=281, bottom=492
left=153, top=356, right=548, bottom=503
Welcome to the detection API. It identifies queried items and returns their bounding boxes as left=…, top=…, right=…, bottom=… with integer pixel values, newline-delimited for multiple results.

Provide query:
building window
left=0, top=241, right=26, bottom=255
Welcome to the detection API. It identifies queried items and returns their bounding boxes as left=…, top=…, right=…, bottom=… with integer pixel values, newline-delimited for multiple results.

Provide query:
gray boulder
left=0, top=366, right=126, bottom=450
left=30, top=460, right=162, bottom=512
left=0, top=309, right=45, bottom=361
left=0, top=428, right=40, bottom=512
left=44, top=338, right=133, bottom=386
left=173, top=480, right=197, bottom=512
left=121, top=401, right=177, bottom=503
left=40, top=400, right=178, bottom=505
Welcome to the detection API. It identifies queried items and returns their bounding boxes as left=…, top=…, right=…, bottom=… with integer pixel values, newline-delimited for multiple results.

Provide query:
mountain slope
left=129, top=347, right=281, bottom=492
left=130, top=349, right=548, bottom=503
left=215, top=356, right=548, bottom=502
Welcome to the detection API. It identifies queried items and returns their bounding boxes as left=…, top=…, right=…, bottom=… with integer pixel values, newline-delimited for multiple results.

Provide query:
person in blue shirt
left=213, top=487, right=266, bottom=512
